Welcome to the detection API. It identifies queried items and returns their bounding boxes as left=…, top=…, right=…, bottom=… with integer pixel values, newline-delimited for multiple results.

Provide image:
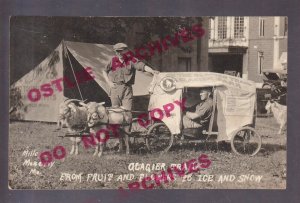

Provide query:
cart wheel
left=145, top=123, right=174, bottom=154
left=231, top=126, right=262, bottom=156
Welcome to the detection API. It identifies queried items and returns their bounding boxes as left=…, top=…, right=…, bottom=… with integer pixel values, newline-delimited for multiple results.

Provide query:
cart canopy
left=148, top=72, right=256, bottom=141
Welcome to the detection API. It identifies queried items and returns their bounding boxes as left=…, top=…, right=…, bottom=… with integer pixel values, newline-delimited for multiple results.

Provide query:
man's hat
left=200, top=87, right=212, bottom=94
left=113, top=43, right=128, bottom=51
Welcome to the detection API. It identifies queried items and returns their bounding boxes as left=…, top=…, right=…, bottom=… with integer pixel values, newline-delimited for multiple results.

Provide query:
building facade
left=125, top=17, right=209, bottom=73
left=208, top=16, right=287, bottom=83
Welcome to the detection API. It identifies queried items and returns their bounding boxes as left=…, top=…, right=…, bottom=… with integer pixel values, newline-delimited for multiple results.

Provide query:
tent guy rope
left=63, top=40, right=84, bottom=101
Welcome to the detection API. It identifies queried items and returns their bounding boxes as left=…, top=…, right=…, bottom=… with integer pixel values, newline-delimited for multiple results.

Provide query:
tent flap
left=10, top=41, right=154, bottom=122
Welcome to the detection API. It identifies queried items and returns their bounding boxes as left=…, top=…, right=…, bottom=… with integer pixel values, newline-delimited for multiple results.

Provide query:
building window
left=258, top=51, right=264, bottom=74
left=218, top=17, right=227, bottom=39
left=259, top=18, right=265, bottom=37
left=234, top=17, right=244, bottom=38
left=284, top=17, right=288, bottom=36
left=178, top=57, right=192, bottom=72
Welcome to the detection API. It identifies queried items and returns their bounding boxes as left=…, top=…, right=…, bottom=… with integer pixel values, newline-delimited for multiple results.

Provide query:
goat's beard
left=88, top=119, right=103, bottom=127
left=58, top=114, right=65, bottom=119
left=88, top=112, right=109, bottom=127
left=58, top=120, right=68, bottom=128
left=59, top=111, right=71, bottom=120
left=88, top=120, right=96, bottom=127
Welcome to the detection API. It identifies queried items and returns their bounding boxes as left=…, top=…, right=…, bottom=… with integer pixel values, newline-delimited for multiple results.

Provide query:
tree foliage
left=10, top=17, right=203, bottom=84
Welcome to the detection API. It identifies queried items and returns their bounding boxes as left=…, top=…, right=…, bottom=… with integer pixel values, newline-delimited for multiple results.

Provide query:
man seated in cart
left=183, top=88, right=213, bottom=131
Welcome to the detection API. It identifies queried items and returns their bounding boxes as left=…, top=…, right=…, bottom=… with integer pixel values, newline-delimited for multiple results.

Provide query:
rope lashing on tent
left=63, top=41, right=84, bottom=101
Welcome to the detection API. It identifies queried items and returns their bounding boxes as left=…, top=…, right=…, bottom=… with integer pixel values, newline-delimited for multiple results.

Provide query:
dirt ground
left=8, top=117, right=286, bottom=190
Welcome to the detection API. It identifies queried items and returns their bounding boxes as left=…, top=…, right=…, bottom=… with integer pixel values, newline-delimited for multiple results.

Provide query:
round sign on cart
left=160, top=77, right=177, bottom=92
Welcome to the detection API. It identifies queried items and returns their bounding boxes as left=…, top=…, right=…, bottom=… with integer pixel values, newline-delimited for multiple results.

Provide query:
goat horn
left=64, top=99, right=84, bottom=105
left=79, top=101, right=87, bottom=107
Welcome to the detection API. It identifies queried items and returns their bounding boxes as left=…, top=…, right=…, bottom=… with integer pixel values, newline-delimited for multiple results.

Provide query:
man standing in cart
left=183, top=88, right=213, bottom=130
left=103, top=43, right=159, bottom=110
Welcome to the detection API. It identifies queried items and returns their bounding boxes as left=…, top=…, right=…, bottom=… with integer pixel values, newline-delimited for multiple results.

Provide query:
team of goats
left=57, top=99, right=132, bottom=157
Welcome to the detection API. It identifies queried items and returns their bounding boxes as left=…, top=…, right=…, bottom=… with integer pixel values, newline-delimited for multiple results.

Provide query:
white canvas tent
left=10, top=41, right=153, bottom=122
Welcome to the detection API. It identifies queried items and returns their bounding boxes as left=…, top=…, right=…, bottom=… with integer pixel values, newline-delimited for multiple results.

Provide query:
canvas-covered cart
left=131, top=72, right=261, bottom=156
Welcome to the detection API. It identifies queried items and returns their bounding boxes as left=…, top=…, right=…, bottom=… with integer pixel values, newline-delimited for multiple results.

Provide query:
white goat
left=82, top=102, right=132, bottom=157
left=265, top=100, right=287, bottom=134
left=57, top=99, right=88, bottom=155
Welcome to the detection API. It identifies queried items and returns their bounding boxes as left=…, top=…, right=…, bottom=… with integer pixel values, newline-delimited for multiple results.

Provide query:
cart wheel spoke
left=231, top=127, right=262, bottom=156
left=145, top=123, right=174, bottom=154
